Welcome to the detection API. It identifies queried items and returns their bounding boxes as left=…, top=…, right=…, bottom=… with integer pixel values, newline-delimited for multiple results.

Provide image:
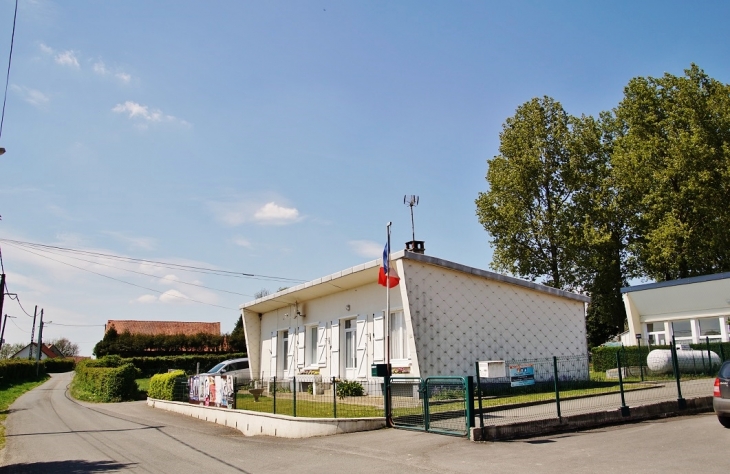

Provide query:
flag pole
left=385, top=221, right=392, bottom=426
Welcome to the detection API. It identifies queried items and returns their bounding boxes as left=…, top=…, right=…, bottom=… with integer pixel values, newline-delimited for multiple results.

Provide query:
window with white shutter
left=330, top=320, right=340, bottom=377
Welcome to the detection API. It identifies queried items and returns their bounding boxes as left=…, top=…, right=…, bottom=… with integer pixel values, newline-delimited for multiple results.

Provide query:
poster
left=508, top=364, right=535, bottom=387
left=188, top=375, right=234, bottom=409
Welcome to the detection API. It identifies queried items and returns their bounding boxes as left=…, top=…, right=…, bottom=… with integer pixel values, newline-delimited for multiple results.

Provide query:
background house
left=241, top=250, right=589, bottom=383
left=11, top=342, right=63, bottom=360
left=623, top=272, right=730, bottom=346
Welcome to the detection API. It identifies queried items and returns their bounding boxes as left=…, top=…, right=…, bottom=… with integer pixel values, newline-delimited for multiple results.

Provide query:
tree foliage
left=228, top=315, right=246, bottom=352
left=93, top=328, right=233, bottom=357
left=0, top=342, right=25, bottom=359
left=476, top=64, right=730, bottom=347
left=50, top=337, right=80, bottom=357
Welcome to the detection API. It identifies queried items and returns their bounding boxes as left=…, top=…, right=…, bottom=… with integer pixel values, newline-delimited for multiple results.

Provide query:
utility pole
left=0, top=274, right=5, bottom=344
left=35, top=309, right=43, bottom=376
left=28, top=305, right=37, bottom=360
left=0, top=314, right=14, bottom=353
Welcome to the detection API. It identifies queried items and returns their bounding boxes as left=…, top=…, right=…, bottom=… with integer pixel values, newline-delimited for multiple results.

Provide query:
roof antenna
left=404, top=195, right=424, bottom=254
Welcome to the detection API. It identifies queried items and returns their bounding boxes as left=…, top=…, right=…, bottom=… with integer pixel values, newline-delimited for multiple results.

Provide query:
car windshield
left=207, top=363, right=226, bottom=374
left=720, top=362, right=730, bottom=379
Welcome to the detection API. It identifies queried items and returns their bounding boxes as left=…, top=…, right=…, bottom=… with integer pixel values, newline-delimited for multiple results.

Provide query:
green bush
left=148, top=370, right=187, bottom=401
left=44, top=358, right=75, bottom=373
left=336, top=380, right=364, bottom=398
left=122, top=353, right=247, bottom=377
left=0, top=359, right=41, bottom=384
left=94, top=328, right=233, bottom=357
left=73, top=356, right=141, bottom=402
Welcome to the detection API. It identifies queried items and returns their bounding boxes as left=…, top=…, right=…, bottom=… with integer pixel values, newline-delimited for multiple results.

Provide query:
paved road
left=2, top=373, right=730, bottom=473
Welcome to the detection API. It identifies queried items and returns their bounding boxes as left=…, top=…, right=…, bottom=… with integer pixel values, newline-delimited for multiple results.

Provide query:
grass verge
left=0, top=376, right=49, bottom=449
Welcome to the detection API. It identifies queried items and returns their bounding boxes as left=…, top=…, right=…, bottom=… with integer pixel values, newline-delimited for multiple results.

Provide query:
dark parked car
left=713, top=361, right=730, bottom=428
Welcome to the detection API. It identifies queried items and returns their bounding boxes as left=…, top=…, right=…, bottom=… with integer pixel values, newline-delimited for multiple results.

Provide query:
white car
left=202, top=358, right=250, bottom=385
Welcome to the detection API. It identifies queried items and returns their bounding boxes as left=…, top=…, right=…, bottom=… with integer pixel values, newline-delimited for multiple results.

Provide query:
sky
left=0, top=1, right=729, bottom=356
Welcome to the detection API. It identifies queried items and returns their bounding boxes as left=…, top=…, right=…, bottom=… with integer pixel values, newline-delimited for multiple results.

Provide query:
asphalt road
left=2, top=373, right=730, bottom=473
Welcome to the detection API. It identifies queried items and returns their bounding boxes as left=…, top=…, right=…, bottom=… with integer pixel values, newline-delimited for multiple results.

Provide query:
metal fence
left=233, top=376, right=385, bottom=418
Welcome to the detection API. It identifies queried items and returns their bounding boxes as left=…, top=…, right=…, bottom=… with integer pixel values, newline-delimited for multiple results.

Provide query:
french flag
left=378, top=240, right=400, bottom=288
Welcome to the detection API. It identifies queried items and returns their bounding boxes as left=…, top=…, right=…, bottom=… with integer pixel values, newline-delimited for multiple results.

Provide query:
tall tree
left=613, top=64, right=730, bottom=281
left=0, top=342, right=25, bottom=359
left=229, top=315, right=247, bottom=352
left=475, top=96, right=583, bottom=290
left=50, top=337, right=80, bottom=357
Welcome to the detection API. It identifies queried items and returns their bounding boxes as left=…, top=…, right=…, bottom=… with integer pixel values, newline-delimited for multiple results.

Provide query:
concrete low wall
left=471, top=396, right=714, bottom=441
left=148, top=399, right=386, bottom=438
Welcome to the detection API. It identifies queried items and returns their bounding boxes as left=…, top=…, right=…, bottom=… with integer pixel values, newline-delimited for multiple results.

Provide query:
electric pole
left=28, top=305, right=37, bottom=360
left=35, top=309, right=43, bottom=376
left=0, top=314, right=14, bottom=353
left=0, top=273, right=5, bottom=343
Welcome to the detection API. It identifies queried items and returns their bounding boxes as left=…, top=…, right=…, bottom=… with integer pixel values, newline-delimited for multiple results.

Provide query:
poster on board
left=509, top=364, right=535, bottom=387
left=188, top=375, right=234, bottom=409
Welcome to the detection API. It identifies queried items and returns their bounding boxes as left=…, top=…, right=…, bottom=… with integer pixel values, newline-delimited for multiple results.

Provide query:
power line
left=6, top=244, right=237, bottom=310
left=8, top=317, right=28, bottom=333
left=4, top=240, right=256, bottom=298
left=0, top=238, right=306, bottom=283
left=0, top=0, right=18, bottom=140
left=4, top=287, right=34, bottom=317
left=45, top=322, right=105, bottom=327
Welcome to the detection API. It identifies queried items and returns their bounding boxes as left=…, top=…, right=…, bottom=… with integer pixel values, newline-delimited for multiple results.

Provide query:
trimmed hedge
left=148, top=370, right=187, bottom=401
left=0, top=358, right=76, bottom=385
left=73, top=356, right=140, bottom=402
left=94, top=328, right=232, bottom=357
left=591, top=341, right=730, bottom=372
left=122, top=353, right=247, bottom=377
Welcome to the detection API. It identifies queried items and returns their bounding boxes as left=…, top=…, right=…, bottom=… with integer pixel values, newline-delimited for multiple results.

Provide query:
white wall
left=401, top=259, right=587, bottom=378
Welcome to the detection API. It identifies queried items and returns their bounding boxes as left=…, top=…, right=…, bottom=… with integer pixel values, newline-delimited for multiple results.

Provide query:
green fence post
left=616, top=351, right=630, bottom=416
left=423, top=378, right=430, bottom=432
left=332, top=377, right=337, bottom=418
left=293, top=376, right=297, bottom=417
left=553, top=356, right=561, bottom=420
left=474, top=362, right=484, bottom=431
left=671, top=336, right=686, bottom=409
left=637, top=336, right=644, bottom=381
left=466, top=376, right=475, bottom=434
left=707, top=336, right=713, bottom=374
left=273, top=376, right=277, bottom=415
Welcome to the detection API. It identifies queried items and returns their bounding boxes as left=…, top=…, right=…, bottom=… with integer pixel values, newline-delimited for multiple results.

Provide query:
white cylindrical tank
left=646, top=349, right=721, bottom=374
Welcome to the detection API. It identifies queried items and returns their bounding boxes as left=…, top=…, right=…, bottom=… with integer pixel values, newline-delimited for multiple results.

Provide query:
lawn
left=235, top=393, right=383, bottom=418
left=136, top=378, right=151, bottom=395
left=0, top=377, right=49, bottom=448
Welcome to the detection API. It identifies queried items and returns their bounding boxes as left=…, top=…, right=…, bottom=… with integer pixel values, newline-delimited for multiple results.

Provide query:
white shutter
left=317, top=322, right=327, bottom=367
left=373, top=311, right=385, bottom=363
left=330, top=320, right=340, bottom=378
left=356, top=314, right=368, bottom=379
left=297, top=326, right=305, bottom=368
left=286, top=327, right=296, bottom=378
left=269, top=331, right=278, bottom=379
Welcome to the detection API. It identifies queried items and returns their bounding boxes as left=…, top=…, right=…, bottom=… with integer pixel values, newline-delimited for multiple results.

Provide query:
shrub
left=73, top=357, right=140, bottom=402
left=0, top=359, right=41, bottom=384
left=44, top=358, right=75, bottom=373
left=336, top=380, right=364, bottom=398
left=122, top=353, right=247, bottom=377
left=148, top=370, right=188, bottom=401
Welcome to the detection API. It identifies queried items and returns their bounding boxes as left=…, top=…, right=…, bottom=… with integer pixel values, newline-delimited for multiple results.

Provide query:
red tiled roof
left=106, top=320, right=221, bottom=336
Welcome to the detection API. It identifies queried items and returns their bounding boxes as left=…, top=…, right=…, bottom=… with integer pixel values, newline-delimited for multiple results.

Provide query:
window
left=282, top=330, right=289, bottom=371
left=390, top=310, right=409, bottom=360
left=344, top=319, right=356, bottom=369
left=700, top=318, right=722, bottom=337
left=309, top=326, right=318, bottom=365
left=671, top=320, right=692, bottom=339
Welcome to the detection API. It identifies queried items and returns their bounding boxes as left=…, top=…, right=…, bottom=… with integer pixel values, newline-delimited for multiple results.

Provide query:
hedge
left=0, top=358, right=76, bottom=385
left=73, top=356, right=140, bottom=402
left=148, top=370, right=187, bottom=401
left=122, top=353, right=247, bottom=377
left=591, top=341, right=730, bottom=372
left=94, top=328, right=237, bottom=357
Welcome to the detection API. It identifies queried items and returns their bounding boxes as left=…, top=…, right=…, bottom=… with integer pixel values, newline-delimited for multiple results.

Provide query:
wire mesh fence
left=233, top=375, right=385, bottom=418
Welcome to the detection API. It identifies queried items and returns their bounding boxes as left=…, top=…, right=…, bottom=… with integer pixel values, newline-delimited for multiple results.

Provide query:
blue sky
left=0, top=1, right=728, bottom=356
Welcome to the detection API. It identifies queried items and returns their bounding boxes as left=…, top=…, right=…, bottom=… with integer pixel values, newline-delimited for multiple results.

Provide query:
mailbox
left=371, top=363, right=389, bottom=377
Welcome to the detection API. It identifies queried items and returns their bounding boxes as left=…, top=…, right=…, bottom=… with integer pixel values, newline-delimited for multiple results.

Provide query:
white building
left=623, top=272, right=730, bottom=346
left=241, top=250, right=589, bottom=382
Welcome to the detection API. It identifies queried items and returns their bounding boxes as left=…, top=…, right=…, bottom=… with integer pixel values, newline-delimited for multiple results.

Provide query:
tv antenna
left=404, top=195, right=419, bottom=243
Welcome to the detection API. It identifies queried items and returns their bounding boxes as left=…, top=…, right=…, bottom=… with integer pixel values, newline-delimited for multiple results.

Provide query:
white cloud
left=10, top=84, right=49, bottom=106
left=39, top=42, right=53, bottom=55
left=348, top=240, right=383, bottom=258
left=93, top=61, right=108, bottom=75
left=115, top=72, right=131, bottom=83
left=253, top=202, right=300, bottom=225
left=133, top=294, right=157, bottom=304
left=55, top=50, right=79, bottom=68
left=103, top=231, right=156, bottom=251
left=112, top=101, right=189, bottom=127
left=233, top=238, right=252, bottom=248
left=159, top=274, right=180, bottom=285
left=159, top=289, right=189, bottom=304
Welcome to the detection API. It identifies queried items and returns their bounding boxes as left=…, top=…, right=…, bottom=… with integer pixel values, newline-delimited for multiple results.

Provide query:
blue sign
left=509, top=364, right=535, bottom=387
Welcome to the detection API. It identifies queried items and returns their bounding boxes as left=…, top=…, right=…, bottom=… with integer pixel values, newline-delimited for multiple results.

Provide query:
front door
left=344, top=319, right=356, bottom=379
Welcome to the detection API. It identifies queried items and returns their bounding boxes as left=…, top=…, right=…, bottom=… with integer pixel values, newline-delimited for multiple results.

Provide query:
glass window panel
left=310, top=326, right=318, bottom=364
left=647, top=323, right=664, bottom=333
left=671, top=320, right=692, bottom=338
left=282, top=330, right=289, bottom=370
left=700, top=318, right=721, bottom=336
left=345, top=331, right=355, bottom=368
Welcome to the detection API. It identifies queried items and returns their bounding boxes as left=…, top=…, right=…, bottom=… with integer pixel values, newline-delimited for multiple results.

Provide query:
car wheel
left=718, top=416, right=730, bottom=428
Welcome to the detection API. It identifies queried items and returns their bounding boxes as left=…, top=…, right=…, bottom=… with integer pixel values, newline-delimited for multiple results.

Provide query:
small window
left=671, top=320, right=692, bottom=338
left=309, top=326, right=318, bottom=365
left=700, top=318, right=721, bottom=336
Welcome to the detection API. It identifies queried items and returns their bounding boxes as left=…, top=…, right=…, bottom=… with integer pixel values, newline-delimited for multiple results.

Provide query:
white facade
left=241, top=251, right=589, bottom=381
left=623, top=272, right=730, bottom=346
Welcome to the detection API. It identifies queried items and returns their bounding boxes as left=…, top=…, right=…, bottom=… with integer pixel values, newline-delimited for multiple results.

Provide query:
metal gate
left=388, top=376, right=472, bottom=437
